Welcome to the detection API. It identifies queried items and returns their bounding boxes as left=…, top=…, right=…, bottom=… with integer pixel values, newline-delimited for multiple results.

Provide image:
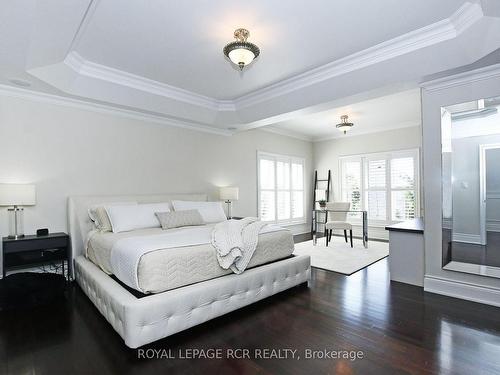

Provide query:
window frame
left=257, top=151, right=306, bottom=226
left=339, top=148, right=420, bottom=225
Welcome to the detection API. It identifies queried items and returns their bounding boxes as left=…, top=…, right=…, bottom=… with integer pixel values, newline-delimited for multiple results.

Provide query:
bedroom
left=1, top=1, right=500, bottom=374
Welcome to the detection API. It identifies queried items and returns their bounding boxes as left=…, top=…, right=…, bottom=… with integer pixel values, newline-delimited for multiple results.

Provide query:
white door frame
left=479, top=143, right=500, bottom=245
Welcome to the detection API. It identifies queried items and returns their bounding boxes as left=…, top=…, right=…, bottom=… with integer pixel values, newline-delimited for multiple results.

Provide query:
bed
left=68, top=194, right=311, bottom=348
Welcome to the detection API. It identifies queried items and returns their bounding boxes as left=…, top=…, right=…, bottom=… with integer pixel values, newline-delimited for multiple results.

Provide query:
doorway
left=479, top=144, right=500, bottom=246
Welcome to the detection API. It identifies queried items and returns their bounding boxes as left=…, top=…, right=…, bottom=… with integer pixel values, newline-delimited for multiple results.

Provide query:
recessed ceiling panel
left=268, top=89, right=422, bottom=140
left=75, top=0, right=468, bottom=99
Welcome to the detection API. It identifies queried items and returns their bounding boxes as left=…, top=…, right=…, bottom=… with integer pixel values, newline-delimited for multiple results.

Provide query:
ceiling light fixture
left=336, top=115, right=354, bottom=134
left=223, top=28, right=260, bottom=71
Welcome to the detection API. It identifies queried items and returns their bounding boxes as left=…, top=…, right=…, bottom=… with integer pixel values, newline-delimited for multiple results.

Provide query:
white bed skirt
left=75, top=255, right=311, bottom=348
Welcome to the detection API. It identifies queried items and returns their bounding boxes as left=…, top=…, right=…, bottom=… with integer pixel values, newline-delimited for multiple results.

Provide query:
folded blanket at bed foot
left=211, top=217, right=268, bottom=274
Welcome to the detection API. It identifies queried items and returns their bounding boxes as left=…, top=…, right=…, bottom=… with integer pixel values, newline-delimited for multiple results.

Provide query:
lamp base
left=7, top=206, right=25, bottom=239
left=225, top=200, right=232, bottom=219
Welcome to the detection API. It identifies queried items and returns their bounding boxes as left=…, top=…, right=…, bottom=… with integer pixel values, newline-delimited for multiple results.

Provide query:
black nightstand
left=2, top=233, right=70, bottom=281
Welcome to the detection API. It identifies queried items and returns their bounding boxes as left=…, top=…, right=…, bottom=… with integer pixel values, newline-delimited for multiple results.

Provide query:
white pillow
left=171, top=200, right=227, bottom=223
left=88, top=201, right=137, bottom=231
left=106, top=202, right=171, bottom=233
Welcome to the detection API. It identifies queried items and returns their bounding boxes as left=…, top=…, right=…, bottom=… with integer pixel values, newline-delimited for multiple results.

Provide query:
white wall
left=451, top=133, right=500, bottom=238
left=421, top=65, right=500, bottom=303
left=0, top=93, right=313, bottom=240
left=313, top=126, right=422, bottom=239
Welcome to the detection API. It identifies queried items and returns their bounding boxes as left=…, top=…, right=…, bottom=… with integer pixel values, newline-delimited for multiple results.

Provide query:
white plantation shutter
left=366, top=159, right=387, bottom=221
left=277, top=160, right=291, bottom=220
left=367, top=159, right=386, bottom=188
left=291, top=191, right=304, bottom=218
left=258, top=152, right=305, bottom=224
left=259, top=158, right=275, bottom=221
left=259, top=159, right=275, bottom=189
left=391, top=191, right=416, bottom=220
left=340, top=149, right=419, bottom=224
left=341, top=160, right=362, bottom=218
left=291, top=162, right=304, bottom=218
left=276, top=161, right=290, bottom=189
left=391, top=157, right=414, bottom=188
left=367, top=191, right=386, bottom=220
left=259, top=191, right=275, bottom=221
left=391, top=157, right=416, bottom=220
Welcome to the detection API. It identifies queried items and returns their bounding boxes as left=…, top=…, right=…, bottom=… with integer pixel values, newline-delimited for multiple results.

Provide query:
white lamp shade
left=220, top=187, right=239, bottom=201
left=0, top=184, right=36, bottom=206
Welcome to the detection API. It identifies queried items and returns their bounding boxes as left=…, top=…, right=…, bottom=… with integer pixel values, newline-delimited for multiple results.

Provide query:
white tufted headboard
left=67, top=193, right=208, bottom=277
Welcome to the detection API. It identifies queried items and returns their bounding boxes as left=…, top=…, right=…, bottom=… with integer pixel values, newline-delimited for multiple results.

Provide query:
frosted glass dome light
left=223, top=28, right=260, bottom=71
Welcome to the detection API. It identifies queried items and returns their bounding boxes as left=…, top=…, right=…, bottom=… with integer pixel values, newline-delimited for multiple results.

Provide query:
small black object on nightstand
left=230, top=216, right=244, bottom=220
left=2, top=232, right=70, bottom=280
left=36, top=228, right=49, bottom=236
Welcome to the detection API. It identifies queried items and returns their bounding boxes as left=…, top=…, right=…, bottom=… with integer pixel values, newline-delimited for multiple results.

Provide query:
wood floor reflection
left=1, top=235, right=500, bottom=374
left=443, top=229, right=500, bottom=267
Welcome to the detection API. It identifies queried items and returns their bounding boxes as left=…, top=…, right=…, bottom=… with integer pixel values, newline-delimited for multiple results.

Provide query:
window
left=258, top=152, right=305, bottom=224
left=340, top=149, right=419, bottom=224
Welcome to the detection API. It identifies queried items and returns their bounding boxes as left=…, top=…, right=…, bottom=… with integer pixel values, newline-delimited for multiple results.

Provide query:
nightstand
left=2, top=233, right=70, bottom=281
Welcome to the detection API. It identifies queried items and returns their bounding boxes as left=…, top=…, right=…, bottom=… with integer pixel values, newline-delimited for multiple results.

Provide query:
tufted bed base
left=75, top=254, right=311, bottom=348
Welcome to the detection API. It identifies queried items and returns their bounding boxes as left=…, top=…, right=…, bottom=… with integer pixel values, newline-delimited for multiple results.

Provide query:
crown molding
left=64, top=52, right=236, bottom=112
left=312, top=121, right=421, bottom=142
left=420, top=62, right=500, bottom=92
left=260, top=126, right=313, bottom=142
left=59, top=2, right=483, bottom=113
left=234, top=2, right=483, bottom=109
left=0, top=84, right=233, bottom=137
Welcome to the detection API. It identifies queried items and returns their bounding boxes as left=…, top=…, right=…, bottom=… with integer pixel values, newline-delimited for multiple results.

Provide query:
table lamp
left=219, top=187, right=239, bottom=219
left=0, top=184, right=36, bottom=239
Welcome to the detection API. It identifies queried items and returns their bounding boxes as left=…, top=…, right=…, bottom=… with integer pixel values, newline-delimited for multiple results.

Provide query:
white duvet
left=110, top=221, right=283, bottom=291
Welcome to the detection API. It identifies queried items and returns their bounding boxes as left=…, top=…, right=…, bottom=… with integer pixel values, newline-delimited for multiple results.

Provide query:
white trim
left=235, top=2, right=482, bottom=108
left=260, top=126, right=314, bottom=142
left=451, top=233, right=482, bottom=244
left=442, top=218, right=453, bottom=229
left=312, top=121, right=421, bottom=142
left=487, top=220, right=500, bottom=232
left=35, top=2, right=482, bottom=113
left=424, top=275, right=500, bottom=307
left=65, top=52, right=235, bottom=112
left=421, top=62, right=500, bottom=92
left=487, top=192, right=500, bottom=199
left=0, top=84, right=233, bottom=137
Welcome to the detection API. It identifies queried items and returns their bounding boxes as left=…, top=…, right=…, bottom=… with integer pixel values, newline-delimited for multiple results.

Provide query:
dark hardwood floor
left=1, top=235, right=500, bottom=374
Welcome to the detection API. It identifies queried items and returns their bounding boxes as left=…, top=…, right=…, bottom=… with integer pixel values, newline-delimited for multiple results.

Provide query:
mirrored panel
left=442, top=95, right=500, bottom=278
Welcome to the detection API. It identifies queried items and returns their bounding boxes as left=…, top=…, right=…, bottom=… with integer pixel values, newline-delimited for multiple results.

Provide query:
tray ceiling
left=1, top=0, right=500, bottom=136
left=75, top=0, right=467, bottom=99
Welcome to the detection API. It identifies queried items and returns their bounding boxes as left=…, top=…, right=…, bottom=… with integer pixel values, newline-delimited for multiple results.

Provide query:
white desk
left=385, top=218, right=424, bottom=287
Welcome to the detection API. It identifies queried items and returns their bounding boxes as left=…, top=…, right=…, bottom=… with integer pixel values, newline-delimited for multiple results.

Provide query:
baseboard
left=452, top=233, right=482, bottom=244
left=442, top=218, right=452, bottom=229
left=487, top=221, right=500, bottom=233
left=424, top=275, right=500, bottom=307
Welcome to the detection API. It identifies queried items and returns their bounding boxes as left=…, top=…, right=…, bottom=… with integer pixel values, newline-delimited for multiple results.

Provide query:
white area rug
left=293, top=239, right=389, bottom=275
